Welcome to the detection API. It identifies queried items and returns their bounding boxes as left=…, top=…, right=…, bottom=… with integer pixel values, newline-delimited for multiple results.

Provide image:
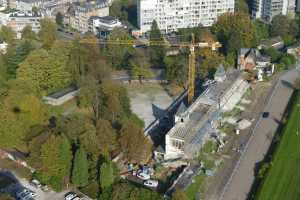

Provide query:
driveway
left=219, top=68, right=300, bottom=200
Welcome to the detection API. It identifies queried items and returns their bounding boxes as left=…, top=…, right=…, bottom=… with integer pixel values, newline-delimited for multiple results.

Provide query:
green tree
left=100, top=161, right=115, bottom=189
left=270, top=15, right=290, bottom=37
left=235, top=0, right=249, bottom=13
left=254, top=20, right=269, bottom=41
left=21, top=25, right=36, bottom=40
left=5, top=39, right=35, bottom=78
left=0, top=81, right=48, bottom=151
left=72, top=146, right=89, bottom=187
left=55, top=12, right=64, bottom=27
left=164, top=55, right=187, bottom=86
left=0, top=26, right=16, bottom=44
left=106, top=28, right=134, bottom=70
left=40, top=134, right=72, bottom=191
left=39, top=18, right=57, bottom=49
left=149, top=20, right=165, bottom=68
left=17, top=42, right=71, bottom=95
left=212, top=12, right=256, bottom=54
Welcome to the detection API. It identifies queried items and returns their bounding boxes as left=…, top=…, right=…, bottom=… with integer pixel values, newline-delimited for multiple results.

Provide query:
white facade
left=137, top=0, right=235, bottom=33
left=89, top=16, right=122, bottom=34
left=251, top=0, right=295, bottom=22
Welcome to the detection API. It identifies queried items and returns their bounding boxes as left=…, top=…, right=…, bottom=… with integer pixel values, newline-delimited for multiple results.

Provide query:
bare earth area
left=126, top=83, right=175, bottom=128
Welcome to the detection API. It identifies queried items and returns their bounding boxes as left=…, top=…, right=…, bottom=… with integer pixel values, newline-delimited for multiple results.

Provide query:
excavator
left=80, top=34, right=221, bottom=104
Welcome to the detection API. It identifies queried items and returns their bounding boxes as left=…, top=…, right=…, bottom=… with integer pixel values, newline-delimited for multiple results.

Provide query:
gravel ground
left=126, top=83, right=174, bottom=128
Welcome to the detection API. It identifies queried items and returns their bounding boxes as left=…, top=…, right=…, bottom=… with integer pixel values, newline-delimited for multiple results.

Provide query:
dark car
left=262, top=112, right=270, bottom=118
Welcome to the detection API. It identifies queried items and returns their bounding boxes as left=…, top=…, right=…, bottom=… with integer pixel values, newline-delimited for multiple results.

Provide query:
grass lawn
left=185, top=173, right=206, bottom=200
left=256, top=92, right=300, bottom=200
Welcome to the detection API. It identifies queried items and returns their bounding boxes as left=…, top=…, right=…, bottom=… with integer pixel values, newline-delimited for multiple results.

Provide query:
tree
left=55, top=12, right=64, bottom=27
left=96, top=119, right=117, bottom=154
left=149, top=20, right=166, bottom=68
left=212, top=12, right=256, bottom=54
left=235, top=0, right=249, bottom=13
left=172, top=189, right=188, bottom=200
left=254, top=20, right=270, bottom=41
left=100, top=161, right=115, bottom=189
left=21, top=25, right=36, bottom=40
left=106, top=28, right=134, bottom=70
left=0, top=194, right=15, bottom=200
left=119, top=120, right=152, bottom=163
left=130, top=50, right=153, bottom=80
left=39, top=18, right=57, bottom=49
left=5, top=39, right=35, bottom=78
left=0, top=26, right=16, bottom=44
left=72, top=146, right=89, bottom=187
left=17, top=42, right=71, bottom=95
left=270, top=15, right=290, bottom=37
left=40, top=134, right=73, bottom=191
left=0, top=81, right=48, bottom=151
left=164, top=55, right=187, bottom=86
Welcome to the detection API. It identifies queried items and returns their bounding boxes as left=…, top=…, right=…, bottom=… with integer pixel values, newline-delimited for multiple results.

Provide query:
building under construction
left=164, top=66, right=249, bottom=159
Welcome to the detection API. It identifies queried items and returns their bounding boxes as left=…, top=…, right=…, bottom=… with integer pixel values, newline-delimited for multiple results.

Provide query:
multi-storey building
left=137, top=0, right=235, bottom=34
left=4, top=11, right=41, bottom=38
left=251, top=0, right=296, bottom=22
left=65, top=0, right=109, bottom=33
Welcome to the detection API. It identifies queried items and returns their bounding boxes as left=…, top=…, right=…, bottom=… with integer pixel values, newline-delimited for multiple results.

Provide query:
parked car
left=16, top=189, right=36, bottom=198
left=144, top=180, right=159, bottom=188
left=65, top=192, right=77, bottom=200
left=71, top=197, right=81, bottom=200
left=137, top=172, right=150, bottom=180
left=30, top=179, right=42, bottom=188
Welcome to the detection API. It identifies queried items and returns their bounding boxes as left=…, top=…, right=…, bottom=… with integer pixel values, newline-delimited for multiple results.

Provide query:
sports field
left=257, top=92, right=300, bottom=200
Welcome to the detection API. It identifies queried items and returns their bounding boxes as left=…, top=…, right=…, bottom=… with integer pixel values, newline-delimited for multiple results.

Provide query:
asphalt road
left=219, top=68, right=300, bottom=200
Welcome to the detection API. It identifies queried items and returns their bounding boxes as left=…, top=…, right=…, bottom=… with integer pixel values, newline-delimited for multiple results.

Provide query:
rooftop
left=168, top=69, right=240, bottom=142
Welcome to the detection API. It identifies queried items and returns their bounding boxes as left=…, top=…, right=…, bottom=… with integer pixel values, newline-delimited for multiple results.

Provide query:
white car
left=144, top=180, right=159, bottom=188
left=65, top=192, right=77, bottom=200
left=137, top=172, right=150, bottom=180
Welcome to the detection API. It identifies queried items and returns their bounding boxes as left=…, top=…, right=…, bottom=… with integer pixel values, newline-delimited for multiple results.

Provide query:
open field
left=125, top=83, right=174, bottom=128
left=256, top=92, right=300, bottom=200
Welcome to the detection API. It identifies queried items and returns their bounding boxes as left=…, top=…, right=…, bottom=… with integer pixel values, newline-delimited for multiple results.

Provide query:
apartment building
left=251, top=0, right=296, bottom=22
left=6, top=11, right=41, bottom=38
left=137, top=0, right=235, bottom=34
left=65, top=0, right=109, bottom=33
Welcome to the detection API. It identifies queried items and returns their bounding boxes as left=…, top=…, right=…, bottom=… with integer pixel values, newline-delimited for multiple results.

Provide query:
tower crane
left=80, top=34, right=221, bottom=104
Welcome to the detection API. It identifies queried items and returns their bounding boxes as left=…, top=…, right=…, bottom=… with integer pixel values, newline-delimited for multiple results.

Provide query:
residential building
left=251, top=0, right=296, bottom=22
left=6, top=11, right=41, bottom=38
left=65, top=0, right=109, bottom=33
left=137, top=0, right=235, bottom=34
left=89, top=15, right=122, bottom=35
left=16, top=0, right=43, bottom=11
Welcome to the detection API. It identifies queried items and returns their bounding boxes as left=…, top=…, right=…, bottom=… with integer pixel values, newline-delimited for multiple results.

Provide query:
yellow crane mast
left=80, top=35, right=221, bottom=104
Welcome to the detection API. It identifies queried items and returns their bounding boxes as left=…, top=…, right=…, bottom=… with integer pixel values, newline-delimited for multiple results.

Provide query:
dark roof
left=48, top=86, right=78, bottom=99
left=176, top=102, right=187, bottom=116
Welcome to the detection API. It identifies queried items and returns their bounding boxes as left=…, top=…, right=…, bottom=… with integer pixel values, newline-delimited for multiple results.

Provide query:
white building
left=251, top=0, right=296, bottom=22
left=16, top=0, right=43, bottom=11
left=137, top=0, right=235, bottom=34
left=165, top=70, right=249, bottom=159
left=6, top=11, right=42, bottom=38
left=89, top=16, right=122, bottom=35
